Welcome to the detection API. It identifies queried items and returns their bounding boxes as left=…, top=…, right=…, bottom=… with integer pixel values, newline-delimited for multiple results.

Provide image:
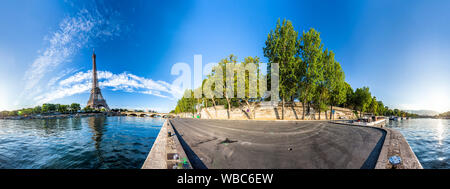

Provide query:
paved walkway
left=170, top=118, right=385, bottom=169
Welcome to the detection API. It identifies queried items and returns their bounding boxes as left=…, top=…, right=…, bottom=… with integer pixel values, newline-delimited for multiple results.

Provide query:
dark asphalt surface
left=170, top=118, right=385, bottom=169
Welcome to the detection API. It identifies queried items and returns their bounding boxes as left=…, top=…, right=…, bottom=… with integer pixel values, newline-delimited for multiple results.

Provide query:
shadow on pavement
left=360, top=128, right=386, bottom=169
left=170, top=120, right=208, bottom=169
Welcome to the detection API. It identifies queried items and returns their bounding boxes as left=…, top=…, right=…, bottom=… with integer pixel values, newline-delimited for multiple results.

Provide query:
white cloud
left=22, top=7, right=122, bottom=100
left=15, top=5, right=180, bottom=110
left=33, top=70, right=178, bottom=105
left=141, top=90, right=170, bottom=99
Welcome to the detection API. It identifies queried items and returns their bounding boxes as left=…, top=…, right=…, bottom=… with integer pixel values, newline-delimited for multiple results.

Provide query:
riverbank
left=142, top=119, right=192, bottom=169
left=386, top=118, right=448, bottom=169
left=0, top=112, right=123, bottom=120
left=154, top=118, right=386, bottom=169
left=177, top=103, right=359, bottom=120
left=334, top=119, right=423, bottom=169
left=143, top=118, right=424, bottom=169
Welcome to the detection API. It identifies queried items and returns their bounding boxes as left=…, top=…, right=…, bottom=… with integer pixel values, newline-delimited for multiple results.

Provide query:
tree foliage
left=170, top=18, right=402, bottom=120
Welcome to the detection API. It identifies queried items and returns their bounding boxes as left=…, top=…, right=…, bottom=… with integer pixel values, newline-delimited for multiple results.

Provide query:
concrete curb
left=141, top=119, right=168, bottom=169
left=167, top=119, right=192, bottom=169
left=331, top=121, right=422, bottom=169
left=141, top=119, right=192, bottom=169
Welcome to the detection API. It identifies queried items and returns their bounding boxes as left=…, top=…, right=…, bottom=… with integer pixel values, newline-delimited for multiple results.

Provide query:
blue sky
left=0, top=0, right=449, bottom=112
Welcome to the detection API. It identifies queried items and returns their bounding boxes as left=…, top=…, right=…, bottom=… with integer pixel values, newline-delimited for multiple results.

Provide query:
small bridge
left=122, top=111, right=172, bottom=118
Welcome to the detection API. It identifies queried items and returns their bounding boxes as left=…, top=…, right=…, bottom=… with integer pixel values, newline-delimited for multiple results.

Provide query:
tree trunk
left=318, top=109, right=321, bottom=120
left=211, top=97, right=217, bottom=118
left=199, top=99, right=202, bottom=114
left=244, top=99, right=252, bottom=119
left=292, top=99, right=298, bottom=120
left=204, top=99, right=209, bottom=119
left=282, top=98, right=285, bottom=120
left=225, top=96, right=231, bottom=119
left=330, top=105, right=333, bottom=120
left=302, top=101, right=305, bottom=120
left=308, top=102, right=311, bottom=114
left=253, top=102, right=256, bottom=119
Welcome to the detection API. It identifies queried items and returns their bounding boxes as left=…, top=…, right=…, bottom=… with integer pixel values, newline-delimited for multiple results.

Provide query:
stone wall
left=177, top=102, right=358, bottom=120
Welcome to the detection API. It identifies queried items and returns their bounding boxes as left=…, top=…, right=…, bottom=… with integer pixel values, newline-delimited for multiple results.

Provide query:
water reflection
left=386, top=118, right=449, bottom=169
left=87, top=116, right=106, bottom=166
left=435, top=119, right=444, bottom=145
left=88, top=116, right=105, bottom=149
left=0, top=116, right=164, bottom=169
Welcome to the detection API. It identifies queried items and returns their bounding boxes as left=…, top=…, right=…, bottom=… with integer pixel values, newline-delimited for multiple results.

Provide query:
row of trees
left=436, top=111, right=450, bottom=119
left=0, top=105, right=161, bottom=118
left=0, top=103, right=81, bottom=117
left=173, top=19, right=415, bottom=120
left=342, top=86, right=418, bottom=117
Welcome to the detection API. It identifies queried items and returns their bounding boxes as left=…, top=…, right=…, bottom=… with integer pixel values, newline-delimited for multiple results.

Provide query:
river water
left=386, top=118, right=449, bottom=169
left=0, top=116, right=164, bottom=169
left=0, top=116, right=448, bottom=169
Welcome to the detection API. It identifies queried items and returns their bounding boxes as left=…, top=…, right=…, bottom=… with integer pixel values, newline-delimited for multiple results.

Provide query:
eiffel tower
left=87, top=49, right=110, bottom=111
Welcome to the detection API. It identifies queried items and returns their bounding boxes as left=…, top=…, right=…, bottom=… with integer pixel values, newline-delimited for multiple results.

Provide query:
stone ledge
left=141, top=119, right=192, bottom=169
left=332, top=121, right=422, bottom=169
left=141, top=119, right=168, bottom=169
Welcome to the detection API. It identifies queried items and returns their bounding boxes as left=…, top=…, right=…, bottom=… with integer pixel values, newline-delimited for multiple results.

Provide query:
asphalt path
left=170, top=118, right=385, bottom=169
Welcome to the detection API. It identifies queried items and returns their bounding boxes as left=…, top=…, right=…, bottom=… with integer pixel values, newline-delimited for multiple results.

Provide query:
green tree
left=354, top=87, right=372, bottom=117
left=174, top=89, right=196, bottom=115
left=368, top=96, right=378, bottom=116
left=320, top=49, right=346, bottom=120
left=203, top=68, right=222, bottom=117
left=238, top=56, right=262, bottom=119
left=59, top=104, right=69, bottom=113
left=8, top=111, right=18, bottom=116
left=70, top=103, right=81, bottom=113
left=33, top=106, right=42, bottom=114
left=42, top=103, right=56, bottom=113
left=263, top=19, right=299, bottom=120
left=25, top=108, right=34, bottom=115
left=83, top=106, right=94, bottom=113
left=298, top=28, right=323, bottom=119
left=393, top=109, right=399, bottom=116
left=377, top=101, right=385, bottom=116
left=217, top=54, right=238, bottom=119
left=341, top=82, right=354, bottom=109
left=311, top=84, right=328, bottom=119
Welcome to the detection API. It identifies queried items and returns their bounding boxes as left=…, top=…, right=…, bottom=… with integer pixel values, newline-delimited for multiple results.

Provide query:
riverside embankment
left=177, top=102, right=358, bottom=120
left=334, top=119, right=422, bottom=169
left=142, top=119, right=192, bottom=169
left=143, top=118, right=422, bottom=169
left=0, top=112, right=122, bottom=120
left=145, top=118, right=385, bottom=169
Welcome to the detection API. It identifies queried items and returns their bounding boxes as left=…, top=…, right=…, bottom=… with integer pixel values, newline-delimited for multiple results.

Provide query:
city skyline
left=0, top=0, right=449, bottom=113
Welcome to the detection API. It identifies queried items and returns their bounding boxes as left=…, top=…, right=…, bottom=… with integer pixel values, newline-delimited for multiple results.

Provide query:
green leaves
left=171, top=18, right=401, bottom=120
left=264, top=19, right=299, bottom=101
left=70, top=103, right=81, bottom=113
left=298, top=28, right=323, bottom=106
left=354, top=87, right=372, bottom=116
left=174, top=89, right=196, bottom=114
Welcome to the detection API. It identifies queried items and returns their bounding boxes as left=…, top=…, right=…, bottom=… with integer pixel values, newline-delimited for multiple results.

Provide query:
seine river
left=0, top=116, right=164, bottom=169
left=386, top=118, right=449, bottom=169
left=0, top=116, right=448, bottom=169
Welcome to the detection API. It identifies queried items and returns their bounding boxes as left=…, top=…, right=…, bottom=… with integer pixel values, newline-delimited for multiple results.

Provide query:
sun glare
left=435, top=119, right=445, bottom=145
